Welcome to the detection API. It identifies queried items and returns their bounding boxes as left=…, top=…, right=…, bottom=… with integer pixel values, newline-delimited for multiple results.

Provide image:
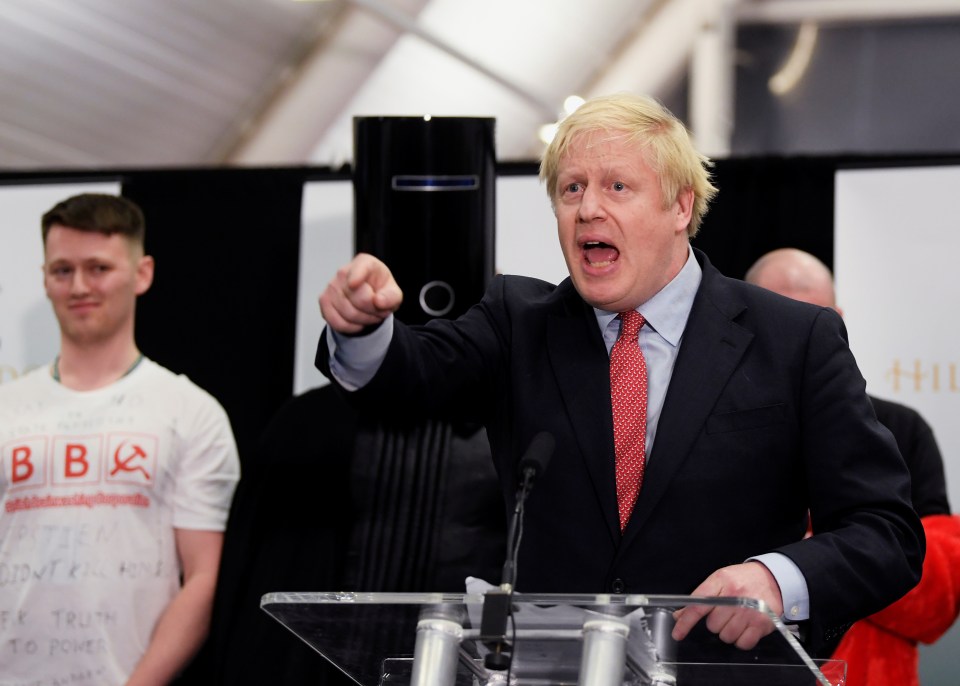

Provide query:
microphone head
left=518, top=431, right=555, bottom=481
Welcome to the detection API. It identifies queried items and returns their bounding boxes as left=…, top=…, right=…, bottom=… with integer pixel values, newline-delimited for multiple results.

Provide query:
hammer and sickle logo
left=111, top=441, right=151, bottom=480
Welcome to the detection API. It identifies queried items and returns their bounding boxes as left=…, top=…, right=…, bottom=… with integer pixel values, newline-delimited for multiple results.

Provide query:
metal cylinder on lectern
left=409, top=605, right=465, bottom=686
left=353, top=116, right=496, bottom=325
left=579, top=616, right=629, bottom=686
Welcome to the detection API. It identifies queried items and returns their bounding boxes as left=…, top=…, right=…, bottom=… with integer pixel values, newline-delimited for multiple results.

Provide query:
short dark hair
left=41, top=193, right=145, bottom=247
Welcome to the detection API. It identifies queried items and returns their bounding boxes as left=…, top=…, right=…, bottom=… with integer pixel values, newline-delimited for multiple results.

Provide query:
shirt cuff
left=327, top=315, right=393, bottom=391
left=750, top=552, right=810, bottom=623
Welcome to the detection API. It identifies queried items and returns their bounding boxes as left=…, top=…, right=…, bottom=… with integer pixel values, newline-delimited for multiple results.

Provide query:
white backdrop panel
left=835, top=165, right=960, bottom=510
left=0, top=182, right=120, bottom=386
left=294, top=180, right=354, bottom=395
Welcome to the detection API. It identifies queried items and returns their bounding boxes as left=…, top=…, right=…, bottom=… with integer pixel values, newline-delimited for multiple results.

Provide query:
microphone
left=481, top=432, right=555, bottom=672
left=517, top=431, right=555, bottom=489
left=501, top=431, right=555, bottom=591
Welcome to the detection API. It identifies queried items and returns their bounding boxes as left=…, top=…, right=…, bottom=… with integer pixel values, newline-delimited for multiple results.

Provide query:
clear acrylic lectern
left=261, top=591, right=845, bottom=685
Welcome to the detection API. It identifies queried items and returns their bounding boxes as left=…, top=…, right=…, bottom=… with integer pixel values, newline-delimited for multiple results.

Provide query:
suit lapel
left=621, top=257, right=754, bottom=544
left=547, top=289, right=621, bottom=541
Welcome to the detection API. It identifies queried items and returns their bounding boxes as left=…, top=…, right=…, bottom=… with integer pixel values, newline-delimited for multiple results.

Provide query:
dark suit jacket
left=318, top=248, right=923, bottom=656
left=869, top=394, right=951, bottom=517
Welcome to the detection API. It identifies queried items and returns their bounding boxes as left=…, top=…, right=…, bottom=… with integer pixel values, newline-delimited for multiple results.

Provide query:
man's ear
left=674, top=187, right=694, bottom=233
left=135, top=255, right=155, bottom=296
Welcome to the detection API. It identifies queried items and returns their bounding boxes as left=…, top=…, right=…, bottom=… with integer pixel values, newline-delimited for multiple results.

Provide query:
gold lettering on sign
left=884, top=360, right=960, bottom=393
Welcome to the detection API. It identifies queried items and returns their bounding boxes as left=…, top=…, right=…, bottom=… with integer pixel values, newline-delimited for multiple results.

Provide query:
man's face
left=553, top=132, right=693, bottom=312
left=43, top=225, right=153, bottom=346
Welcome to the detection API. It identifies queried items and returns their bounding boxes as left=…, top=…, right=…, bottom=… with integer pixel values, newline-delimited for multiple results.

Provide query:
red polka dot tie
left=610, top=309, right=648, bottom=532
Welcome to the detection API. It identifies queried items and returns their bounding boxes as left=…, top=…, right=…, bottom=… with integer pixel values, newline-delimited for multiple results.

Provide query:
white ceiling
left=2, top=0, right=959, bottom=170
left=0, top=0, right=343, bottom=168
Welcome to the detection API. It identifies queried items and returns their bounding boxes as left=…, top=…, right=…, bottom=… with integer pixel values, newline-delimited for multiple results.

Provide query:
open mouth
left=583, top=241, right=619, bottom=267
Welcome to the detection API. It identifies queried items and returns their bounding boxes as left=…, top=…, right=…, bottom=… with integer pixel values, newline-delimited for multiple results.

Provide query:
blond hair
left=540, top=93, right=717, bottom=237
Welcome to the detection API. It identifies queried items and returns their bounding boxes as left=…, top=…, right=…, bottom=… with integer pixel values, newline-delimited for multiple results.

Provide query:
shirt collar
left=593, top=244, right=702, bottom=347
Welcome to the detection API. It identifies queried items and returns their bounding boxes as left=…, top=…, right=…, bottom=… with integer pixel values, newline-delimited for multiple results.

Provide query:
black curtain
left=124, top=167, right=306, bottom=463
left=694, top=156, right=837, bottom=278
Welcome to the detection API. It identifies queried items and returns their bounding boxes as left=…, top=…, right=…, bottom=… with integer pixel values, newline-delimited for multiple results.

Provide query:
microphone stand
left=480, top=432, right=554, bottom=673
left=501, top=462, right=535, bottom=592
left=480, top=466, right=534, bottom=671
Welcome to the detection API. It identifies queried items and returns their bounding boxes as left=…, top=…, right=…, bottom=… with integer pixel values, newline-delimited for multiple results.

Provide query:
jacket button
left=611, top=578, right=625, bottom=593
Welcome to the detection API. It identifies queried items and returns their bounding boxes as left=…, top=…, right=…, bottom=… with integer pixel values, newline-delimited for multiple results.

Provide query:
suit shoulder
left=496, top=273, right=559, bottom=295
left=492, top=273, right=576, bottom=308
left=476, top=274, right=589, bottom=329
left=736, top=275, right=821, bottom=312
left=705, top=269, right=836, bottom=327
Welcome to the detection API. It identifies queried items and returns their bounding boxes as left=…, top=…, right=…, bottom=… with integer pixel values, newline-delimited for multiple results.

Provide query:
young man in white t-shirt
left=0, top=193, right=240, bottom=686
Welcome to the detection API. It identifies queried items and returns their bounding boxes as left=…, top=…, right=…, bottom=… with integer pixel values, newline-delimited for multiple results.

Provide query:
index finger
left=345, top=253, right=391, bottom=291
left=671, top=574, right=724, bottom=641
left=671, top=601, right=712, bottom=641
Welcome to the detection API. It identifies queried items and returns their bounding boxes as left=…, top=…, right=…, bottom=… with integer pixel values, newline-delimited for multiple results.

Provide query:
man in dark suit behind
left=316, top=93, right=923, bottom=657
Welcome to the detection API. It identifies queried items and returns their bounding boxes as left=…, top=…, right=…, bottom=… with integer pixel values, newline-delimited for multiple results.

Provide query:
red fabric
left=610, top=310, right=648, bottom=531
left=831, top=514, right=960, bottom=686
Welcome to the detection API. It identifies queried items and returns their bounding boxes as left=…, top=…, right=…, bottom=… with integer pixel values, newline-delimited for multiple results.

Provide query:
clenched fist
left=319, top=253, right=403, bottom=334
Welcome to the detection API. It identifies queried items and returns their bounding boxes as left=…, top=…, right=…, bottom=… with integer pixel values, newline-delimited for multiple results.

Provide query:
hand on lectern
left=671, top=561, right=784, bottom=650
left=319, top=252, right=403, bottom=333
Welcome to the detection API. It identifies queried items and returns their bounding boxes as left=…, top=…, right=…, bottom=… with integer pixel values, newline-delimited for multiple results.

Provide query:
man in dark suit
left=316, top=93, right=923, bottom=657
